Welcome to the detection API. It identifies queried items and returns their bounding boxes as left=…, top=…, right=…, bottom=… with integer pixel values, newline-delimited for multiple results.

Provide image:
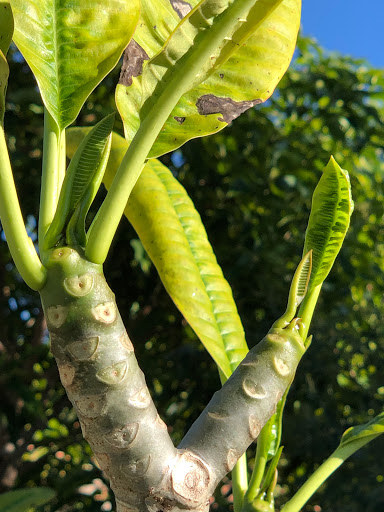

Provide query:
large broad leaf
left=116, top=0, right=301, bottom=158
left=10, top=0, right=139, bottom=129
left=0, top=488, right=55, bottom=511
left=303, top=156, right=354, bottom=291
left=67, top=129, right=248, bottom=378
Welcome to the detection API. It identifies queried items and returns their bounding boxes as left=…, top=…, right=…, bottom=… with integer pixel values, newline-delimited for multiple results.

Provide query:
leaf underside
left=116, top=0, right=301, bottom=158
left=66, top=129, right=249, bottom=378
left=339, top=411, right=384, bottom=449
left=303, top=157, right=353, bottom=291
left=10, top=0, right=140, bottom=129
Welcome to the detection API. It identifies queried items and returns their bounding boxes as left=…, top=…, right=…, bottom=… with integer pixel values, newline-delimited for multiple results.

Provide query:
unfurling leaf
left=303, top=156, right=353, bottom=291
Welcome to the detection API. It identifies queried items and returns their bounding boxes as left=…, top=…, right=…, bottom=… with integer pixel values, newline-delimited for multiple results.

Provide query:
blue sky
left=301, top=0, right=384, bottom=68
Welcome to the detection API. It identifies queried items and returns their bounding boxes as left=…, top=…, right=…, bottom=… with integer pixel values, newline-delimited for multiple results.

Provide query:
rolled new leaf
left=179, top=321, right=305, bottom=499
left=303, top=156, right=353, bottom=292
left=44, top=114, right=114, bottom=251
left=40, top=246, right=178, bottom=512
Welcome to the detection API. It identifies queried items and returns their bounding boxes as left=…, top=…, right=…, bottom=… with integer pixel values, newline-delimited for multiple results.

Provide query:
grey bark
left=40, top=247, right=305, bottom=512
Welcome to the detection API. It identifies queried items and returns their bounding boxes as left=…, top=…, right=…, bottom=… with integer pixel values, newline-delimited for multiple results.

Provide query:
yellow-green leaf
left=10, top=0, right=140, bottom=129
left=67, top=129, right=248, bottom=378
left=303, top=157, right=354, bottom=291
left=116, top=0, right=300, bottom=158
left=339, top=412, right=384, bottom=449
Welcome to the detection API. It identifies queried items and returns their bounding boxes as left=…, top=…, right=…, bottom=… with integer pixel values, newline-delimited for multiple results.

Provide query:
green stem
left=85, top=0, right=269, bottom=264
left=297, top=284, right=321, bottom=339
left=232, top=454, right=248, bottom=512
left=245, top=430, right=269, bottom=502
left=0, top=125, right=46, bottom=290
left=39, top=108, right=62, bottom=252
left=280, top=437, right=374, bottom=512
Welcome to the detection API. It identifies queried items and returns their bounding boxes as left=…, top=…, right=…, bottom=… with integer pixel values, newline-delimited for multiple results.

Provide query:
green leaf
left=338, top=411, right=384, bottom=449
left=44, top=114, right=114, bottom=250
left=10, top=0, right=139, bottom=129
left=303, top=156, right=354, bottom=291
left=273, top=250, right=312, bottom=328
left=116, top=0, right=300, bottom=158
left=0, top=488, right=55, bottom=511
left=0, top=50, right=9, bottom=125
left=0, top=1, right=14, bottom=55
left=67, top=129, right=248, bottom=378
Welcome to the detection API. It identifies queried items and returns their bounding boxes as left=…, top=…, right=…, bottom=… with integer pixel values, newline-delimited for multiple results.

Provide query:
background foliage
left=0, top=38, right=384, bottom=511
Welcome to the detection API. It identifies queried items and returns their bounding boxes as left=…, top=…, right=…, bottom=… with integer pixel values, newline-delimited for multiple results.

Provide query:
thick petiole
left=39, top=108, right=63, bottom=253
left=0, top=124, right=46, bottom=290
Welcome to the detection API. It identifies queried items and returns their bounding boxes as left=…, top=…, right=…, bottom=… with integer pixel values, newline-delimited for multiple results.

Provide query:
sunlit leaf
left=339, top=411, right=384, bottom=449
left=10, top=0, right=140, bottom=129
left=0, top=488, right=55, bottom=511
left=116, top=0, right=300, bottom=158
left=67, top=129, right=248, bottom=378
left=303, top=156, right=353, bottom=290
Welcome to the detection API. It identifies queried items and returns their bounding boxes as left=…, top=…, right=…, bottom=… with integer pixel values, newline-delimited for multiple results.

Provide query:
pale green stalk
left=0, top=124, right=46, bottom=290
left=86, top=0, right=280, bottom=264
left=280, top=437, right=374, bottom=512
left=297, top=284, right=322, bottom=339
left=245, top=429, right=269, bottom=502
left=39, top=108, right=62, bottom=252
left=232, top=452, right=248, bottom=511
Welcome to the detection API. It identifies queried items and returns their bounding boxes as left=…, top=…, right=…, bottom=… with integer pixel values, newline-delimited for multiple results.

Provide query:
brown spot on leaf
left=170, top=0, right=192, bottom=18
left=196, top=94, right=262, bottom=123
left=174, top=116, right=186, bottom=124
left=119, top=40, right=149, bottom=86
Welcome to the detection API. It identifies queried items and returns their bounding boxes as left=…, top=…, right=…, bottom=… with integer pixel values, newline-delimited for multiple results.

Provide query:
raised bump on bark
left=267, top=333, right=285, bottom=344
left=67, top=337, right=99, bottom=361
left=128, top=387, right=151, bottom=408
left=207, top=411, right=226, bottom=421
left=241, top=359, right=259, bottom=368
left=171, top=451, right=211, bottom=505
left=104, top=422, right=139, bottom=449
left=96, top=360, right=128, bottom=385
left=119, top=332, right=134, bottom=351
left=273, top=356, right=290, bottom=376
left=75, top=394, right=107, bottom=418
left=242, top=378, right=267, bottom=399
left=58, top=364, right=75, bottom=386
left=46, top=305, right=68, bottom=328
left=226, top=448, right=239, bottom=472
left=249, top=415, right=262, bottom=439
left=64, top=273, right=94, bottom=297
left=51, top=247, right=75, bottom=261
left=155, top=414, right=168, bottom=430
left=92, top=302, right=117, bottom=324
left=121, top=454, right=151, bottom=478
